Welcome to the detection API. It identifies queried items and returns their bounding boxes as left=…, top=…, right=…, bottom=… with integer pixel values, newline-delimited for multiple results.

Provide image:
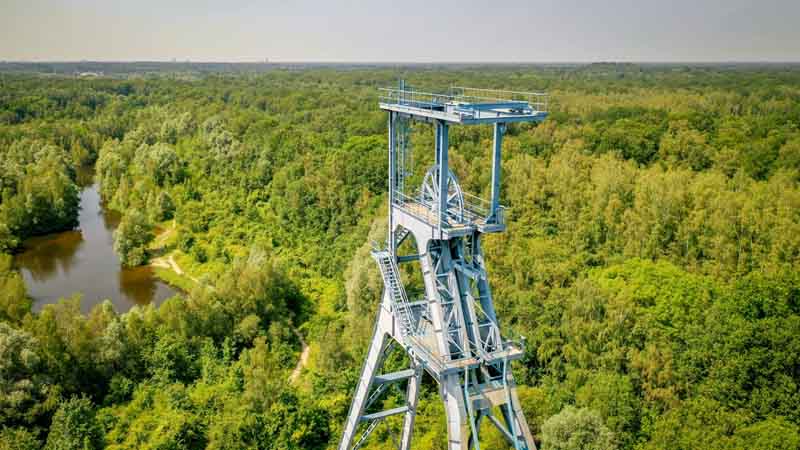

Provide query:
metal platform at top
left=379, top=85, right=548, bottom=124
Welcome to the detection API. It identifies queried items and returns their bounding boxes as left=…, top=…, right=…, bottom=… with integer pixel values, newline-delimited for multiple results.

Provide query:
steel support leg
left=442, top=373, right=470, bottom=450
left=437, top=121, right=449, bottom=234
left=399, top=363, right=423, bottom=450
left=388, top=112, right=396, bottom=257
left=339, top=306, right=392, bottom=450
left=490, top=123, right=505, bottom=219
left=504, top=376, right=537, bottom=450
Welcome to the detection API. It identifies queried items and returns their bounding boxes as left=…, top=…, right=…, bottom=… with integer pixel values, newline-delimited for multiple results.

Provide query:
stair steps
left=373, top=250, right=417, bottom=338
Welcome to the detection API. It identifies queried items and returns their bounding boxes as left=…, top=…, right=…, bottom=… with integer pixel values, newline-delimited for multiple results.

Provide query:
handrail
left=373, top=249, right=419, bottom=339
left=392, top=189, right=504, bottom=230
left=452, top=86, right=548, bottom=114
left=452, top=86, right=548, bottom=96
left=394, top=298, right=525, bottom=376
left=379, top=86, right=548, bottom=114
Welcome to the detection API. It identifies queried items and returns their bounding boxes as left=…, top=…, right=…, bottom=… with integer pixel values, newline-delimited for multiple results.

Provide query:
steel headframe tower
left=339, top=83, right=549, bottom=450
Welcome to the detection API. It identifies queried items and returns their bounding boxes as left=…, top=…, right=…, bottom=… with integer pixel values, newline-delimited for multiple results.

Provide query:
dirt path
left=154, top=220, right=176, bottom=246
left=289, top=326, right=311, bottom=384
left=151, top=223, right=310, bottom=384
left=151, top=253, right=200, bottom=284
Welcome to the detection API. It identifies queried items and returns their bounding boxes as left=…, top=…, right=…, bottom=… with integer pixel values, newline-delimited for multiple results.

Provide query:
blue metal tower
left=339, top=82, right=548, bottom=450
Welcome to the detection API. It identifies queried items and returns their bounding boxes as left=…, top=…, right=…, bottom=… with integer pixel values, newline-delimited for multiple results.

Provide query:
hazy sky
left=1, top=0, right=798, bottom=62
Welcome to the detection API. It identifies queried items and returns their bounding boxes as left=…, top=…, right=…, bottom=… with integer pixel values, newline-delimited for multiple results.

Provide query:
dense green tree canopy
left=0, top=63, right=799, bottom=449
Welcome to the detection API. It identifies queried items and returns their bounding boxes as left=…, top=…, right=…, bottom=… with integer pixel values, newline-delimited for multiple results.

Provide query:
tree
left=735, top=418, right=800, bottom=450
left=0, top=323, right=43, bottom=427
left=576, top=372, right=639, bottom=447
left=155, top=191, right=175, bottom=221
left=598, top=118, right=662, bottom=165
left=0, top=140, right=80, bottom=244
left=113, top=211, right=153, bottom=267
left=0, top=224, right=18, bottom=253
left=659, top=120, right=712, bottom=170
left=776, top=137, right=800, bottom=180
left=135, top=143, right=180, bottom=187
left=0, top=427, right=40, bottom=450
left=0, top=254, right=30, bottom=323
left=541, top=406, right=618, bottom=450
left=44, top=397, right=103, bottom=450
left=95, top=140, right=126, bottom=202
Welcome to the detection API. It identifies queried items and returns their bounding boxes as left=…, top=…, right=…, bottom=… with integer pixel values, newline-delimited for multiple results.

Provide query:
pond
left=14, top=182, right=180, bottom=314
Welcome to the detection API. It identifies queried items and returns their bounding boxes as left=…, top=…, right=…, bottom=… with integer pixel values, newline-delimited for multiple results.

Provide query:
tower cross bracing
left=339, top=82, right=549, bottom=450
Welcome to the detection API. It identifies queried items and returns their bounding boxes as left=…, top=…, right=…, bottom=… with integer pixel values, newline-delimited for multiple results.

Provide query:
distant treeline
left=2, top=61, right=799, bottom=77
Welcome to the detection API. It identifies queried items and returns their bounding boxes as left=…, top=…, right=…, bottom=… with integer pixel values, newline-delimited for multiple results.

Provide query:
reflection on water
left=14, top=182, right=180, bottom=313
left=14, top=231, right=84, bottom=281
left=75, top=164, right=96, bottom=188
left=119, top=266, right=161, bottom=305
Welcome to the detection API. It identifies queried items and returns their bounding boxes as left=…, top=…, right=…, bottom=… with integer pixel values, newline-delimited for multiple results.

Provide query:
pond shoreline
left=14, top=183, right=180, bottom=314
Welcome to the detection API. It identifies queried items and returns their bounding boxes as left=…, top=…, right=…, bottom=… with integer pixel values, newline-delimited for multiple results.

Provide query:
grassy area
left=152, top=265, right=195, bottom=292
left=148, top=221, right=202, bottom=292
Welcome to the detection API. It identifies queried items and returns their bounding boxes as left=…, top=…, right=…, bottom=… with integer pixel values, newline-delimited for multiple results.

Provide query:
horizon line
left=2, top=59, right=800, bottom=65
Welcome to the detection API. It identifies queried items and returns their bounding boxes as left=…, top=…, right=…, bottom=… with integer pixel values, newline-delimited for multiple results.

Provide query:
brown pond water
left=14, top=182, right=180, bottom=314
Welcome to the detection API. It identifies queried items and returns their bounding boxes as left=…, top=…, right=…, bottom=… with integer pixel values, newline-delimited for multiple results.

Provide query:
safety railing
left=392, top=189, right=504, bottom=231
left=379, top=88, right=450, bottom=113
left=379, top=86, right=548, bottom=115
left=461, top=191, right=493, bottom=219
left=450, top=86, right=548, bottom=114
left=373, top=250, right=420, bottom=338
left=406, top=318, right=526, bottom=377
left=370, top=253, right=525, bottom=377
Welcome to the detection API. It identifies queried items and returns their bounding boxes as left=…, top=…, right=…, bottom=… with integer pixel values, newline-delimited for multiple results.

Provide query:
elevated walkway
left=392, top=190, right=506, bottom=240
left=379, top=86, right=548, bottom=125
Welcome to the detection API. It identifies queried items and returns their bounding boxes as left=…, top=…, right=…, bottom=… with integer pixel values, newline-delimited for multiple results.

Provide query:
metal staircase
left=373, top=250, right=417, bottom=338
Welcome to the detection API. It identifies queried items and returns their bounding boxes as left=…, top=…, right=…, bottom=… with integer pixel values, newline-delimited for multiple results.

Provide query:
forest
left=1, top=63, right=799, bottom=449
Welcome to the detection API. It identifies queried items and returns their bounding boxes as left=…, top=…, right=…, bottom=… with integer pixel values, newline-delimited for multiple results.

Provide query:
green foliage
left=45, top=397, right=103, bottom=450
left=0, top=322, right=46, bottom=427
left=575, top=372, right=638, bottom=446
left=113, top=211, right=153, bottom=267
left=541, top=406, right=618, bottom=450
left=658, top=120, right=712, bottom=170
left=135, top=143, right=180, bottom=187
left=0, top=140, right=79, bottom=249
left=0, top=427, right=40, bottom=450
left=154, top=191, right=175, bottom=221
left=101, top=383, right=207, bottom=450
left=598, top=117, right=663, bottom=164
left=176, top=233, right=194, bottom=253
left=0, top=254, right=30, bottom=323
left=1, top=64, right=800, bottom=449
left=642, top=398, right=800, bottom=450
left=735, top=418, right=800, bottom=450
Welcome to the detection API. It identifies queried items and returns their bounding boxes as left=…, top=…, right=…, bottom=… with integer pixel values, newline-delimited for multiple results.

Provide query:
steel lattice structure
left=339, top=82, right=549, bottom=450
